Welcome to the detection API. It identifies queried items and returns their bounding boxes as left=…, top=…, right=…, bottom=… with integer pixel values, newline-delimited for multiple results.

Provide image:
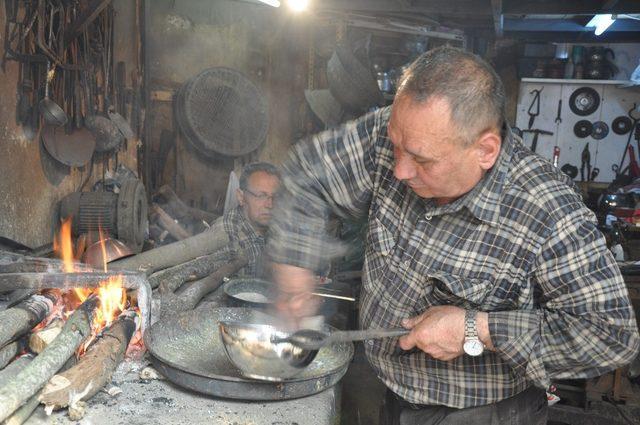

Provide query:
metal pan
left=143, top=306, right=353, bottom=400
left=41, top=124, right=95, bottom=167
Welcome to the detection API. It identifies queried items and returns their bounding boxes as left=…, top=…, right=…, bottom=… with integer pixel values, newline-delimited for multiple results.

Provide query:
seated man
left=210, top=162, right=281, bottom=278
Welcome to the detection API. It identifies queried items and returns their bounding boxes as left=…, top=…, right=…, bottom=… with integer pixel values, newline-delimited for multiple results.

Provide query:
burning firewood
left=0, top=291, right=61, bottom=349
left=39, top=310, right=137, bottom=410
left=0, top=339, right=25, bottom=370
left=150, top=246, right=233, bottom=291
left=151, top=203, right=193, bottom=241
left=0, top=296, right=98, bottom=422
left=109, top=229, right=229, bottom=275
left=29, top=320, right=64, bottom=354
left=161, top=254, right=248, bottom=315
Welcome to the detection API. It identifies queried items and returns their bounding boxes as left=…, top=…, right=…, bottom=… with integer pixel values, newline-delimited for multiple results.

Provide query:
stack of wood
left=148, top=185, right=218, bottom=246
left=0, top=223, right=243, bottom=422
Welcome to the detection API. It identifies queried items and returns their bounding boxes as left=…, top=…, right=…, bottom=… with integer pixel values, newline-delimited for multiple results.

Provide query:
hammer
left=522, top=129, right=554, bottom=153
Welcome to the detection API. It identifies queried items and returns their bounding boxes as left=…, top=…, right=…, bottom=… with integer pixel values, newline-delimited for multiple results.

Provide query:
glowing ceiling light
left=287, top=0, right=309, bottom=12
left=257, top=0, right=281, bottom=7
left=586, top=14, right=616, bottom=36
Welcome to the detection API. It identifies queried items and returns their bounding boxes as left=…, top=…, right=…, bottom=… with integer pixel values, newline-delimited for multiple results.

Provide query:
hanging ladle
left=39, top=61, right=68, bottom=127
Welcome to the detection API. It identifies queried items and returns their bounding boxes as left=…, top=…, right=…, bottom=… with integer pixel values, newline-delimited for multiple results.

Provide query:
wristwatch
left=463, top=309, right=484, bottom=356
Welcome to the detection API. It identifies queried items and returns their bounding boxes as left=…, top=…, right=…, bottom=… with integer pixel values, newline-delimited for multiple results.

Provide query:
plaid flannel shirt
left=268, top=106, right=640, bottom=409
left=210, top=206, right=265, bottom=278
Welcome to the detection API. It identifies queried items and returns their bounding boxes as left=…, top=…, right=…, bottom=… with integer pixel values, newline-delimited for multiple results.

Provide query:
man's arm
left=487, top=209, right=639, bottom=387
left=268, top=108, right=389, bottom=273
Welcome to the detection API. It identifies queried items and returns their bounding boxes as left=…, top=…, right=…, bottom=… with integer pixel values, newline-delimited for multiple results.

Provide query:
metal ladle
left=39, top=62, right=68, bottom=127
left=271, top=327, right=409, bottom=350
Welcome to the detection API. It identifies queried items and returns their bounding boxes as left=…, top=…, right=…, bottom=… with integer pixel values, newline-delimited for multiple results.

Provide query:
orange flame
left=54, top=218, right=130, bottom=350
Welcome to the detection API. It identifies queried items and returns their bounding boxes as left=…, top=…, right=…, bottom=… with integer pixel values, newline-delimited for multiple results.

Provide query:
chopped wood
left=0, top=292, right=60, bottom=349
left=0, top=339, right=25, bottom=370
left=0, top=355, right=32, bottom=383
left=39, top=311, right=136, bottom=410
left=161, top=255, right=248, bottom=316
left=0, top=271, right=147, bottom=292
left=151, top=204, right=192, bottom=240
left=109, top=230, right=229, bottom=275
left=4, top=393, right=40, bottom=425
left=150, top=247, right=233, bottom=291
left=0, top=251, right=96, bottom=275
left=0, top=296, right=98, bottom=422
left=28, top=320, right=64, bottom=354
left=155, top=185, right=217, bottom=223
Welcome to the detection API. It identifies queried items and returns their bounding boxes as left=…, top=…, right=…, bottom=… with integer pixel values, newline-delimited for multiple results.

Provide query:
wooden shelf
left=521, top=78, right=630, bottom=85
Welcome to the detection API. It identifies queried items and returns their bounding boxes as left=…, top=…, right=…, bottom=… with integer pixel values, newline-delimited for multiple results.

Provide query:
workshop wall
left=0, top=0, right=139, bottom=248
left=146, top=0, right=312, bottom=215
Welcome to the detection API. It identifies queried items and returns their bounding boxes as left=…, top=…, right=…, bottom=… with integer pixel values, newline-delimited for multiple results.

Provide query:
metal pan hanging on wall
left=327, top=45, right=382, bottom=112
left=176, top=67, right=269, bottom=158
left=41, top=125, right=96, bottom=167
left=569, top=87, right=600, bottom=116
left=304, top=89, right=344, bottom=127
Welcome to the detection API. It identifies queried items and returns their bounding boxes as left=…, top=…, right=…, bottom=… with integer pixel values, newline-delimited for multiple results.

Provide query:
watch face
left=464, top=339, right=484, bottom=356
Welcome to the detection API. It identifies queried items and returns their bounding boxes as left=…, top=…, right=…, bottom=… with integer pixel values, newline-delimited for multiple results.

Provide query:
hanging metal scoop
left=271, top=327, right=409, bottom=351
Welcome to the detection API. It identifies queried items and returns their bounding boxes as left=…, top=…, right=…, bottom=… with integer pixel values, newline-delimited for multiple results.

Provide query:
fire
left=53, top=219, right=131, bottom=346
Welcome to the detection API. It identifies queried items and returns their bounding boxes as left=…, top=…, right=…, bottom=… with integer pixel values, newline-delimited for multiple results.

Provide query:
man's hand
left=271, top=263, right=320, bottom=322
left=398, top=306, right=494, bottom=361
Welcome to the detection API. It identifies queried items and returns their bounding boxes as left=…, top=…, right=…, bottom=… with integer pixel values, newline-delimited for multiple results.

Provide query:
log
left=161, top=255, right=248, bottom=316
left=151, top=247, right=233, bottom=291
left=0, top=296, right=98, bottom=422
left=4, top=393, right=40, bottom=425
left=109, top=230, right=229, bottom=275
left=29, top=320, right=64, bottom=354
left=155, top=185, right=217, bottom=223
left=39, top=311, right=136, bottom=409
left=151, top=204, right=192, bottom=241
left=0, top=339, right=25, bottom=370
left=0, top=355, right=32, bottom=384
left=0, top=292, right=60, bottom=349
left=0, top=271, right=145, bottom=292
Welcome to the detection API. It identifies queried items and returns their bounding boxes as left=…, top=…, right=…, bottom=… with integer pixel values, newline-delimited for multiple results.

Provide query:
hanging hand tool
left=522, top=129, right=554, bottom=153
left=553, top=146, right=560, bottom=167
left=527, top=88, right=543, bottom=129
left=628, top=145, right=640, bottom=179
left=590, top=168, right=600, bottom=181
left=616, top=103, right=640, bottom=172
left=555, top=99, right=562, bottom=124
left=580, top=143, right=591, bottom=182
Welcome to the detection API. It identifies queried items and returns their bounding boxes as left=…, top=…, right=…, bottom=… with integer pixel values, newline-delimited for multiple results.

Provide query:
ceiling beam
left=317, top=0, right=492, bottom=18
left=502, top=0, right=640, bottom=16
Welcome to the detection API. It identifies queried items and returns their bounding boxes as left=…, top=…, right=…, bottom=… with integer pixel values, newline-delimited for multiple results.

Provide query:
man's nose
left=393, top=151, right=417, bottom=181
left=264, top=196, right=274, bottom=208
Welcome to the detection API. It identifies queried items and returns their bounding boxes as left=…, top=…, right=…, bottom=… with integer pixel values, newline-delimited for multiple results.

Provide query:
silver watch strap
left=464, top=309, right=478, bottom=339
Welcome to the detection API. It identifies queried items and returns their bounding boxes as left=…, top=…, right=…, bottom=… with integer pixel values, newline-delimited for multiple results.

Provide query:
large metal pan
left=144, top=306, right=353, bottom=400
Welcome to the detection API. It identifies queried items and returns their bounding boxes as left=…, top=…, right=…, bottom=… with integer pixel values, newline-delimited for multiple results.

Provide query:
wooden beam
left=491, top=0, right=504, bottom=37
left=502, top=0, right=640, bottom=16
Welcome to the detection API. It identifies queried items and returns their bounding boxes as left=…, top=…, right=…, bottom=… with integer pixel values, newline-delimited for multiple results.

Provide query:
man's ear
left=474, top=131, right=502, bottom=171
left=236, top=188, right=245, bottom=206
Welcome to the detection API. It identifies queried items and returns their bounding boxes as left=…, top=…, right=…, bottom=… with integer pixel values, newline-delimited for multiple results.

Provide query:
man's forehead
left=247, top=171, right=280, bottom=189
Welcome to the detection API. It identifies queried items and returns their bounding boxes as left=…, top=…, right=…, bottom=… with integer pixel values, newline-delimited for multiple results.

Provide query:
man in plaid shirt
left=268, top=47, right=639, bottom=424
left=209, top=162, right=280, bottom=278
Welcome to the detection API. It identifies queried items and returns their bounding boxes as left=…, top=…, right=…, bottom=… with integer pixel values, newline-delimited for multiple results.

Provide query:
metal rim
left=591, top=121, right=609, bottom=140
left=569, top=87, right=600, bottom=116
left=574, top=120, right=593, bottom=138
left=179, top=67, right=269, bottom=157
left=143, top=306, right=354, bottom=400
left=612, top=116, right=633, bottom=135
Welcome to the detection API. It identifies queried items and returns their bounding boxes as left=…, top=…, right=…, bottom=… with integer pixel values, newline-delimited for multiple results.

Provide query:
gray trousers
left=379, top=386, right=548, bottom=425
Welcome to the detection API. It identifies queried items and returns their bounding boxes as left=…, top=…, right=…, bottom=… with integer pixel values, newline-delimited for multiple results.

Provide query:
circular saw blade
left=591, top=121, right=609, bottom=140
left=569, top=87, right=600, bottom=116
left=574, top=120, right=593, bottom=138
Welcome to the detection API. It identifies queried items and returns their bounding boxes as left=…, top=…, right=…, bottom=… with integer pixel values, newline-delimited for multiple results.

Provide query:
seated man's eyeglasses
left=243, top=188, right=280, bottom=202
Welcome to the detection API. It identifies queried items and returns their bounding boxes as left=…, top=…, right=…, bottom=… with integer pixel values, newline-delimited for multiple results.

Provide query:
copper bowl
left=82, top=238, right=134, bottom=268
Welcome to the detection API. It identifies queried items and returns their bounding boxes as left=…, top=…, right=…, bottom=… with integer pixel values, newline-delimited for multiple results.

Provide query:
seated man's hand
left=399, top=305, right=466, bottom=361
left=271, top=263, right=320, bottom=324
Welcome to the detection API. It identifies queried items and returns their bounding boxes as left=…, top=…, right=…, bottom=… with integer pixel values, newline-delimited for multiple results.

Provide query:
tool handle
left=328, top=328, right=409, bottom=344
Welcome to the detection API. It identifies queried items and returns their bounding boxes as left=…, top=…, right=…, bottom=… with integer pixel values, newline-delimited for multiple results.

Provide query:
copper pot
left=82, top=238, right=133, bottom=268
